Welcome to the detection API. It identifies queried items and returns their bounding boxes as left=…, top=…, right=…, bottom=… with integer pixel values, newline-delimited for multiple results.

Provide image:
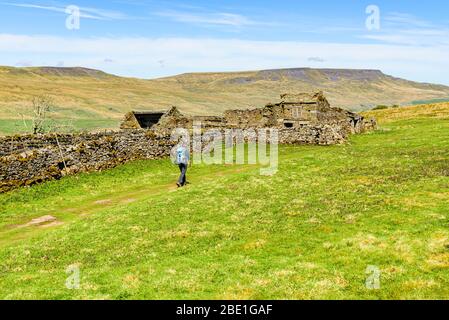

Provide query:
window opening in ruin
left=292, top=107, right=301, bottom=119
left=57, top=162, right=65, bottom=170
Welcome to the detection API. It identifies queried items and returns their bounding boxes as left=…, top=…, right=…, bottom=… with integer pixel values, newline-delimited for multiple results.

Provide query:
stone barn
left=120, top=106, right=188, bottom=130
left=119, top=91, right=376, bottom=143
left=222, top=91, right=374, bottom=133
left=121, top=111, right=165, bottom=129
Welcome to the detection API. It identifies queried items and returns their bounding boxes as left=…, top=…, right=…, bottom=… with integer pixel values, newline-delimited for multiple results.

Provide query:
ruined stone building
left=222, top=91, right=371, bottom=132
left=121, top=91, right=376, bottom=145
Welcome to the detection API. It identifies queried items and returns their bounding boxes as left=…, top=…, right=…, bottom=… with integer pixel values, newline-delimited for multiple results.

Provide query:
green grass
left=0, top=119, right=120, bottom=136
left=411, top=97, right=449, bottom=105
left=0, top=112, right=448, bottom=299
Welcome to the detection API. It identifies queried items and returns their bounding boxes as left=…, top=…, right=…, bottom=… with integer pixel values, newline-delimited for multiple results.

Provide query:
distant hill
left=1, top=66, right=449, bottom=133
left=156, top=68, right=449, bottom=112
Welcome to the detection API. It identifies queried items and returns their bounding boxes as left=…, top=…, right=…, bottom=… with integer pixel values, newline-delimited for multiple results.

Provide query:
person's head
left=179, top=140, right=189, bottom=149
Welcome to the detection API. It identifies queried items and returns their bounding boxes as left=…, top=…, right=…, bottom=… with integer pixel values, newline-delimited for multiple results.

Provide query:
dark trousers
left=178, top=163, right=187, bottom=186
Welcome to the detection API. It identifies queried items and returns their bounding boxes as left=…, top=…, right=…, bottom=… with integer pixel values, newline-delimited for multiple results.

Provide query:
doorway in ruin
left=133, top=112, right=165, bottom=129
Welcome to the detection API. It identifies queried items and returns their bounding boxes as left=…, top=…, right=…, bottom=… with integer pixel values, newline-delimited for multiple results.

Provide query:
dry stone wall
left=0, top=132, right=116, bottom=157
left=278, top=124, right=347, bottom=145
left=0, top=131, right=175, bottom=193
left=0, top=124, right=348, bottom=193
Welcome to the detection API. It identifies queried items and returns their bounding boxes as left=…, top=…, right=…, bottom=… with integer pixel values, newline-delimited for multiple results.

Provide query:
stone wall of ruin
left=223, top=109, right=268, bottom=128
left=278, top=124, right=348, bottom=145
left=0, top=132, right=116, bottom=157
left=0, top=131, right=175, bottom=193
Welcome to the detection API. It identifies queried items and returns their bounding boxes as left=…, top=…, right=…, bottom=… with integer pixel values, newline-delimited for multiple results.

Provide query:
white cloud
left=361, top=11, right=449, bottom=46
left=15, top=59, right=32, bottom=67
left=362, top=32, right=449, bottom=46
left=80, top=6, right=129, bottom=20
left=0, top=2, right=129, bottom=20
left=155, top=10, right=258, bottom=27
left=0, top=34, right=448, bottom=85
left=308, top=57, right=325, bottom=63
left=384, top=12, right=434, bottom=28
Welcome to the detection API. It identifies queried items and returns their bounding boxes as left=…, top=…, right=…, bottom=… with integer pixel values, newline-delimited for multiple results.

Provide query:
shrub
left=372, top=105, right=389, bottom=110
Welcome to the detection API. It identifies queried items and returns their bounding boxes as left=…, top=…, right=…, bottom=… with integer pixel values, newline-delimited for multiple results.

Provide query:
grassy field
left=1, top=66, right=449, bottom=129
left=0, top=103, right=448, bottom=299
left=0, top=119, right=120, bottom=136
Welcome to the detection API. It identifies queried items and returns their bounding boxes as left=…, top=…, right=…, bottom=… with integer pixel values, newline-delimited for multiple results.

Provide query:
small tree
left=372, top=105, right=389, bottom=111
left=29, top=95, right=55, bottom=134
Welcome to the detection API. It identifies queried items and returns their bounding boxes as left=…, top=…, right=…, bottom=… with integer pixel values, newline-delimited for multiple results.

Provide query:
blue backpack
left=176, top=147, right=187, bottom=164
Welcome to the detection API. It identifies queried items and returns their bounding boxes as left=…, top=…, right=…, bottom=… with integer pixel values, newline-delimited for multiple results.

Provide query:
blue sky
left=0, top=0, right=448, bottom=84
